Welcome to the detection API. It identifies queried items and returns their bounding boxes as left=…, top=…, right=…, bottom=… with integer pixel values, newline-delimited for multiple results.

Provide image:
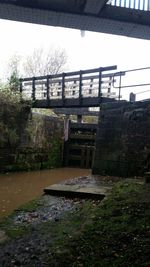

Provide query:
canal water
left=0, top=168, right=90, bottom=218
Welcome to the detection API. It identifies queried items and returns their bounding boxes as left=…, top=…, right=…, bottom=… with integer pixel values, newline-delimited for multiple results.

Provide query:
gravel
left=0, top=195, right=86, bottom=267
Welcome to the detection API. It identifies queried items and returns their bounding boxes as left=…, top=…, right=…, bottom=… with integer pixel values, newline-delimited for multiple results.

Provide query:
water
left=0, top=168, right=90, bottom=218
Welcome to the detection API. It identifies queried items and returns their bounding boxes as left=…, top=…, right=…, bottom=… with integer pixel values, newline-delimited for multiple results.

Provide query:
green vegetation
left=0, top=198, right=42, bottom=239
left=0, top=85, right=63, bottom=171
left=47, top=138, right=63, bottom=168
left=0, top=181, right=149, bottom=266
left=48, top=181, right=150, bottom=267
left=0, top=86, right=29, bottom=148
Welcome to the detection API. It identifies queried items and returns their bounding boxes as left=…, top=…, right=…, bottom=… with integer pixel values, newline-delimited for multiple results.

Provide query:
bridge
left=20, top=65, right=122, bottom=108
left=20, top=64, right=150, bottom=108
left=0, top=0, right=150, bottom=40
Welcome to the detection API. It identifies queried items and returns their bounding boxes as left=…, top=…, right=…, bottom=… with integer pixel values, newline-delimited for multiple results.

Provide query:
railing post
left=98, top=68, right=102, bottom=99
left=32, top=77, right=36, bottom=101
left=19, top=79, right=22, bottom=93
left=148, top=0, right=150, bottom=10
left=138, top=0, right=140, bottom=9
left=118, top=72, right=122, bottom=101
left=62, top=73, right=65, bottom=105
left=19, top=78, right=23, bottom=100
left=46, top=75, right=50, bottom=104
left=129, top=92, right=136, bottom=102
left=107, top=76, right=111, bottom=97
left=79, top=70, right=82, bottom=104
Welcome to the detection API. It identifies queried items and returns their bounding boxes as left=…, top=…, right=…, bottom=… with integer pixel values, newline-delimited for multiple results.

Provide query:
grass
left=0, top=180, right=150, bottom=266
left=0, top=197, right=42, bottom=239
left=48, top=181, right=150, bottom=267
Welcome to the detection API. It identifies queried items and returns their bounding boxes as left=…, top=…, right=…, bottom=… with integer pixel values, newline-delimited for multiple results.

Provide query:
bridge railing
left=107, top=0, right=150, bottom=11
left=20, top=65, right=121, bottom=105
left=112, top=66, right=150, bottom=101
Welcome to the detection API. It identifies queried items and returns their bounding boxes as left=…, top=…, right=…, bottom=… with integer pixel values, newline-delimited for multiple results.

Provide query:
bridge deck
left=20, top=65, right=122, bottom=108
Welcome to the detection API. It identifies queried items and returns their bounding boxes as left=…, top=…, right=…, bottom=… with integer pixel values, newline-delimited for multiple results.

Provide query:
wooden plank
left=69, top=134, right=96, bottom=140
left=86, top=146, right=91, bottom=168
left=69, top=155, right=81, bottom=160
left=67, top=144, right=82, bottom=150
left=70, top=123, right=97, bottom=130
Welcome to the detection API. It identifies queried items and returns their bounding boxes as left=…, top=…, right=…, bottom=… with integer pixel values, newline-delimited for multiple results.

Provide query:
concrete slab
left=44, top=183, right=111, bottom=199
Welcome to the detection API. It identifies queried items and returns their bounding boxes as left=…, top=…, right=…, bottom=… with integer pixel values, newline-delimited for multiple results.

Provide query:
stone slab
left=44, top=184, right=111, bottom=199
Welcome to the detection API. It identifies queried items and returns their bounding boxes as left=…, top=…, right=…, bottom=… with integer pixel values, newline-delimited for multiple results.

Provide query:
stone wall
left=0, top=106, right=64, bottom=172
left=92, top=101, right=150, bottom=177
left=14, top=113, right=64, bottom=171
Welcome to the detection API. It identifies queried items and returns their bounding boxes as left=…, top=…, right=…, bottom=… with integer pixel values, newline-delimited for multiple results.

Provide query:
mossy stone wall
left=92, top=101, right=150, bottom=177
left=0, top=106, right=64, bottom=171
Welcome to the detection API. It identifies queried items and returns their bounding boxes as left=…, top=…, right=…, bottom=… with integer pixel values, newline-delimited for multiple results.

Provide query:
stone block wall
left=92, top=101, right=150, bottom=177
left=0, top=108, right=64, bottom=172
left=14, top=113, right=64, bottom=171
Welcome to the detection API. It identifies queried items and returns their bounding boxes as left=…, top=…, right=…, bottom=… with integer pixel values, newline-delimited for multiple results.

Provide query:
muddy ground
left=0, top=176, right=149, bottom=267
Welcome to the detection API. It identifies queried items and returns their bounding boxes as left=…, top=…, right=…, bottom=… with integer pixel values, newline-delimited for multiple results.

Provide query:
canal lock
left=63, top=117, right=98, bottom=169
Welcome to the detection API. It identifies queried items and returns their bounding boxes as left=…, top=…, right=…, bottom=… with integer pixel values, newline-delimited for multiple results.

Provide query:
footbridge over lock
left=19, top=65, right=150, bottom=172
left=20, top=65, right=122, bottom=108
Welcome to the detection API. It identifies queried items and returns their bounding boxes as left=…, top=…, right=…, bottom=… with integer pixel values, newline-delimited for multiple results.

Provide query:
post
left=46, top=75, right=50, bottom=104
left=98, top=68, right=102, bottom=99
left=118, top=72, right=122, bottom=101
left=129, top=92, right=136, bottom=102
left=148, top=0, right=150, bottom=10
left=64, top=115, right=70, bottom=141
left=32, top=77, right=36, bottom=101
left=62, top=73, right=65, bottom=105
left=19, top=79, right=22, bottom=94
left=107, top=76, right=111, bottom=95
left=89, top=78, right=93, bottom=95
left=79, top=70, right=82, bottom=105
left=77, top=114, right=82, bottom=123
left=19, top=79, right=23, bottom=100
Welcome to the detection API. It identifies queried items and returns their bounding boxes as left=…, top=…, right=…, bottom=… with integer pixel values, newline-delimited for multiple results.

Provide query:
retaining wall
left=92, top=101, right=150, bottom=177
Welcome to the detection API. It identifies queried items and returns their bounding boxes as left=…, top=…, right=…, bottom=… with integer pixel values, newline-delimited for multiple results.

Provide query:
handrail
left=19, top=65, right=118, bottom=107
left=107, top=0, right=150, bottom=11
left=112, top=66, right=150, bottom=101
left=112, top=67, right=150, bottom=89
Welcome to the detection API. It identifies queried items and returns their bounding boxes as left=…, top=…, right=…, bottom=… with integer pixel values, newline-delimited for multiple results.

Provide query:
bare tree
left=23, top=47, right=68, bottom=77
left=7, top=54, right=21, bottom=91
left=8, top=54, right=21, bottom=78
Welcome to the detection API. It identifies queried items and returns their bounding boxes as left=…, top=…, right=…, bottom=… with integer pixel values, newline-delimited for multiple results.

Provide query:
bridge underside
left=0, top=0, right=150, bottom=40
left=32, top=97, right=114, bottom=109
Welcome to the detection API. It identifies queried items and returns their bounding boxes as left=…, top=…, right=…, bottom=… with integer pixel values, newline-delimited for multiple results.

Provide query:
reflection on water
left=0, top=168, right=90, bottom=218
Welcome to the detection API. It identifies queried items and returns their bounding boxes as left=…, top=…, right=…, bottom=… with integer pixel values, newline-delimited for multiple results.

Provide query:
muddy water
left=0, top=168, right=90, bottom=218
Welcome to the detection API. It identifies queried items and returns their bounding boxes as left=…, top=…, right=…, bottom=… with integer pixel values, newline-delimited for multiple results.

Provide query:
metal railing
left=112, top=66, right=150, bottom=101
left=107, top=0, right=150, bottom=11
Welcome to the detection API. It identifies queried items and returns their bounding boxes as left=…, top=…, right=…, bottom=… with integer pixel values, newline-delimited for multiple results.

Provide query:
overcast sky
left=0, top=18, right=150, bottom=100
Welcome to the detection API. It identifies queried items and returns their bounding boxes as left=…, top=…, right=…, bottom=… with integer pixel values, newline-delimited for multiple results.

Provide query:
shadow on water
left=0, top=168, right=90, bottom=218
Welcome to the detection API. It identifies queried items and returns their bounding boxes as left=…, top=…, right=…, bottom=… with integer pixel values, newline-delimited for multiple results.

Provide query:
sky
left=0, top=18, right=150, bottom=100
